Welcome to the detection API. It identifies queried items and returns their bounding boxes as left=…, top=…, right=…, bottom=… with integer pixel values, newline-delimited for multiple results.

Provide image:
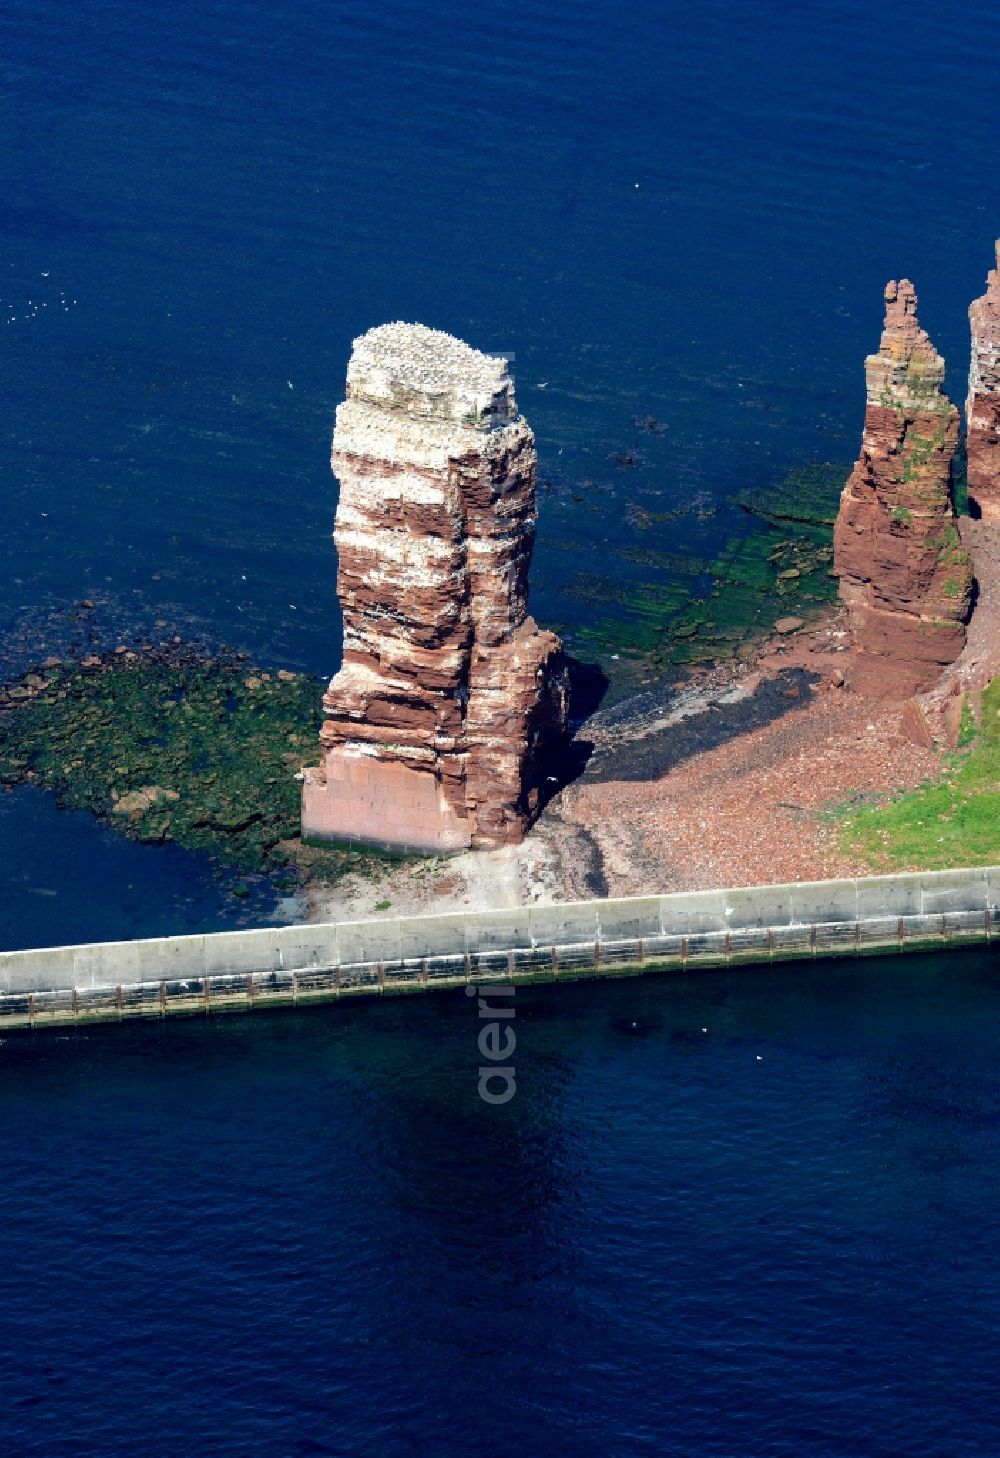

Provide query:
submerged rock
left=302, top=323, right=569, bottom=854
left=113, top=785, right=180, bottom=817
left=967, top=239, right=1000, bottom=519
left=833, top=280, right=972, bottom=699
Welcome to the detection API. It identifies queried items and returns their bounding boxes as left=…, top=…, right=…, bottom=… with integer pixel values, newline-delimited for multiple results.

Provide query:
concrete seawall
left=2, top=866, right=998, bottom=1030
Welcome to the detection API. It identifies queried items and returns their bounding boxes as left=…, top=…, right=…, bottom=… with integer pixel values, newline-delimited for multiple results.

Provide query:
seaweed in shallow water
left=564, top=462, right=848, bottom=667
left=0, top=646, right=392, bottom=882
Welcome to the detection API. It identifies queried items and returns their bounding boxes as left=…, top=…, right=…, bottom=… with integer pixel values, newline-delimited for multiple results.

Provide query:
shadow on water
left=586, top=665, right=822, bottom=783
left=532, top=653, right=609, bottom=815
left=565, top=654, right=610, bottom=729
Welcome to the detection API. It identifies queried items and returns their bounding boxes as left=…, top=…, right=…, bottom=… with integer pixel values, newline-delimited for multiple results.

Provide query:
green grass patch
left=836, top=679, right=1000, bottom=871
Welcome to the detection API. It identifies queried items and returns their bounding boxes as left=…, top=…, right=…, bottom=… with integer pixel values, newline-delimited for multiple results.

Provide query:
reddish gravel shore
left=542, top=525, right=1000, bottom=901
left=549, top=676, right=939, bottom=897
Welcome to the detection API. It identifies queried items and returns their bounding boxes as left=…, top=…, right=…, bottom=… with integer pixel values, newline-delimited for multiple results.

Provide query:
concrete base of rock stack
left=304, top=752, right=474, bottom=854
left=301, top=323, right=568, bottom=855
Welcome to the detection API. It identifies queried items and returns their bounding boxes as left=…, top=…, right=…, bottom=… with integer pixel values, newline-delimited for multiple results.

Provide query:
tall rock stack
left=833, top=280, right=973, bottom=698
left=967, top=240, right=1000, bottom=518
left=301, top=323, right=568, bottom=853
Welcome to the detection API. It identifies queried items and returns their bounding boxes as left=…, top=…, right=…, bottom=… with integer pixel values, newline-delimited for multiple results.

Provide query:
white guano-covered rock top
left=345, top=322, right=517, bottom=429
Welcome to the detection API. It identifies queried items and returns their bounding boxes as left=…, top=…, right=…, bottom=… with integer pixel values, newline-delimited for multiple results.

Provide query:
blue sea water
left=3, top=953, right=1000, bottom=1457
left=2, top=1, right=1000, bottom=1450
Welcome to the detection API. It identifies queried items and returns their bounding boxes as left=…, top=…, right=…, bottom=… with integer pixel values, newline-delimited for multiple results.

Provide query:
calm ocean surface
left=2, top=1, right=1000, bottom=1451
left=3, top=954, right=1000, bottom=1457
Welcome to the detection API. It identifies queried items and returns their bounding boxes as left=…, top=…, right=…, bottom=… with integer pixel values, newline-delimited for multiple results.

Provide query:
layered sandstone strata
left=301, top=323, right=568, bottom=853
left=833, top=280, right=973, bottom=699
left=967, top=240, right=1000, bottom=518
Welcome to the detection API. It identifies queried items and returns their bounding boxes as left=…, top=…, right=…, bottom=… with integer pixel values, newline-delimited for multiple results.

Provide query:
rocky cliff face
left=301, top=323, right=568, bottom=853
left=833, top=280, right=973, bottom=699
left=967, top=240, right=1000, bottom=518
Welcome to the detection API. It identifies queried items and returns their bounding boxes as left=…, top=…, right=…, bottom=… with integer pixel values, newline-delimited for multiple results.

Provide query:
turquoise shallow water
left=2, top=3, right=1000, bottom=1450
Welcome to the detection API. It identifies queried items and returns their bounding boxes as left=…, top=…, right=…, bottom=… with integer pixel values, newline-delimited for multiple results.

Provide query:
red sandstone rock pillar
left=301, top=323, right=567, bottom=853
left=833, top=280, right=973, bottom=699
left=967, top=240, right=1000, bottom=519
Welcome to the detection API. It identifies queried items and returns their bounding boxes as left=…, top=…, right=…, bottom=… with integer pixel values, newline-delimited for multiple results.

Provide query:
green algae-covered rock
left=0, top=646, right=323, bottom=873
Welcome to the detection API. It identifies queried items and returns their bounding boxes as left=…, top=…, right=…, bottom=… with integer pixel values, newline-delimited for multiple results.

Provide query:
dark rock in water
left=609, top=448, right=645, bottom=467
